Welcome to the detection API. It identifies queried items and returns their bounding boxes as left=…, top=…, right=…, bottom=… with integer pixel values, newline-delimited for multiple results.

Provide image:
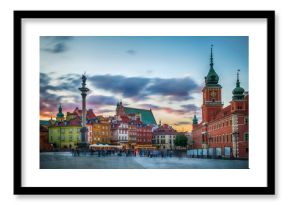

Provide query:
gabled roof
left=124, top=107, right=156, bottom=125
left=154, top=124, right=177, bottom=135
left=87, top=109, right=97, bottom=120
left=72, top=107, right=97, bottom=120
left=121, top=115, right=130, bottom=123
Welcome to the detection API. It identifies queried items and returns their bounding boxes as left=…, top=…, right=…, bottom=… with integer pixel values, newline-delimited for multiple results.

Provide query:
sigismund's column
left=79, top=73, right=89, bottom=149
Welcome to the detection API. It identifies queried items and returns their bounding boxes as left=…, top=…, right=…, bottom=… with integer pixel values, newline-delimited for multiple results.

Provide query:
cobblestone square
left=40, top=152, right=248, bottom=169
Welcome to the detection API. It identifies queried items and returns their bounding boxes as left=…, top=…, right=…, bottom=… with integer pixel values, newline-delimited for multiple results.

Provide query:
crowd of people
left=71, top=148, right=186, bottom=158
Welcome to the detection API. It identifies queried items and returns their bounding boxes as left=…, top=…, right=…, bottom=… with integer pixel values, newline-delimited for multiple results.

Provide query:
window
left=245, top=117, right=248, bottom=125
left=61, top=136, right=65, bottom=141
left=244, top=133, right=249, bottom=141
left=69, top=135, right=72, bottom=141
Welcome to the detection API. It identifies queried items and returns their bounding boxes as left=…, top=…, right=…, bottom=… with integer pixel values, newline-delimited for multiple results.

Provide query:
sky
left=40, top=36, right=248, bottom=132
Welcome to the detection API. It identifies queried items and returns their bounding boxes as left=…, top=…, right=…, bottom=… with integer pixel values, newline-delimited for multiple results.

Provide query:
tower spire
left=193, top=110, right=198, bottom=125
left=56, top=103, right=64, bottom=122
left=236, top=69, right=240, bottom=87
left=205, top=44, right=219, bottom=85
left=232, top=69, right=245, bottom=100
left=210, top=44, right=214, bottom=69
left=58, top=103, right=62, bottom=113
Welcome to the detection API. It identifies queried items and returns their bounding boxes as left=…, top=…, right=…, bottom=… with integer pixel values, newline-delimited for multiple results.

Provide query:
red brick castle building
left=192, top=46, right=249, bottom=159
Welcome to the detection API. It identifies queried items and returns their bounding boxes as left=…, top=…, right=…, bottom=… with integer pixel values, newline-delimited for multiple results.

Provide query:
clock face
left=210, top=90, right=216, bottom=97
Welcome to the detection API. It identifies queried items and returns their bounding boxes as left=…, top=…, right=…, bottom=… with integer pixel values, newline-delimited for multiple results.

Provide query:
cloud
left=97, top=108, right=115, bottom=113
left=40, top=73, right=80, bottom=116
left=174, top=121, right=192, bottom=125
left=41, top=36, right=73, bottom=54
left=181, top=104, right=199, bottom=112
left=87, top=95, right=118, bottom=106
left=90, top=75, right=150, bottom=98
left=138, top=104, right=160, bottom=110
left=40, top=73, right=202, bottom=119
left=126, top=49, right=137, bottom=55
left=147, top=77, right=200, bottom=101
left=89, top=74, right=201, bottom=101
left=146, top=70, right=153, bottom=74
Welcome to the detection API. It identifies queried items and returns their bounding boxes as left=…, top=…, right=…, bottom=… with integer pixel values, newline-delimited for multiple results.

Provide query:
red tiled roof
left=87, top=112, right=97, bottom=120
left=121, top=116, right=130, bottom=123
left=73, top=107, right=97, bottom=120
left=154, top=124, right=177, bottom=134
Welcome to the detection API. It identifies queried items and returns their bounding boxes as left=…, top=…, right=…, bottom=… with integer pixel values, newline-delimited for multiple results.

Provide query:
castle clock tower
left=201, top=45, right=223, bottom=122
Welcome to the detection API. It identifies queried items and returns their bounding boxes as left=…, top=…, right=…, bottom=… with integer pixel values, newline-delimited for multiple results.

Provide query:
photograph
left=14, top=10, right=274, bottom=195
left=39, top=36, right=249, bottom=169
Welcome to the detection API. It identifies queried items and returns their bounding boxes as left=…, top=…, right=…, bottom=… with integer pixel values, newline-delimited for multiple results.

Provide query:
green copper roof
left=205, top=45, right=220, bottom=86
left=124, top=107, right=157, bottom=125
left=232, top=69, right=245, bottom=100
left=40, top=120, right=51, bottom=126
left=192, top=114, right=198, bottom=125
left=57, top=113, right=64, bottom=118
left=56, top=103, right=64, bottom=118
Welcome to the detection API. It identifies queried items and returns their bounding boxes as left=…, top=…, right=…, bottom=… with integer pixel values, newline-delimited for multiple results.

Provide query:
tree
left=174, top=134, right=188, bottom=148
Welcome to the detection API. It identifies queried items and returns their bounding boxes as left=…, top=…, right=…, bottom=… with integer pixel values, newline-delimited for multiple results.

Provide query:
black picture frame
left=14, top=10, right=275, bottom=195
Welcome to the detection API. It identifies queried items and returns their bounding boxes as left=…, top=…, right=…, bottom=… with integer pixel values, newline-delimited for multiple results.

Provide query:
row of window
left=208, top=117, right=248, bottom=131
left=119, top=124, right=128, bottom=128
left=209, top=132, right=248, bottom=143
left=93, top=138, right=110, bottom=143
left=208, top=120, right=232, bottom=131
left=50, top=135, right=80, bottom=142
left=137, top=138, right=150, bottom=142
left=52, top=128, right=81, bottom=134
left=153, top=139, right=175, bottom=144
left=93, top=131, right=109, bottom=136
left=209, top=134, right=232, bottom=144
left=118, top=130, right=128, bottom=134
left=118, top=136, right=128, bottom=141
left=94, top=125, right=109, bottom=130
left=153, top=135, right=176, bottom=139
